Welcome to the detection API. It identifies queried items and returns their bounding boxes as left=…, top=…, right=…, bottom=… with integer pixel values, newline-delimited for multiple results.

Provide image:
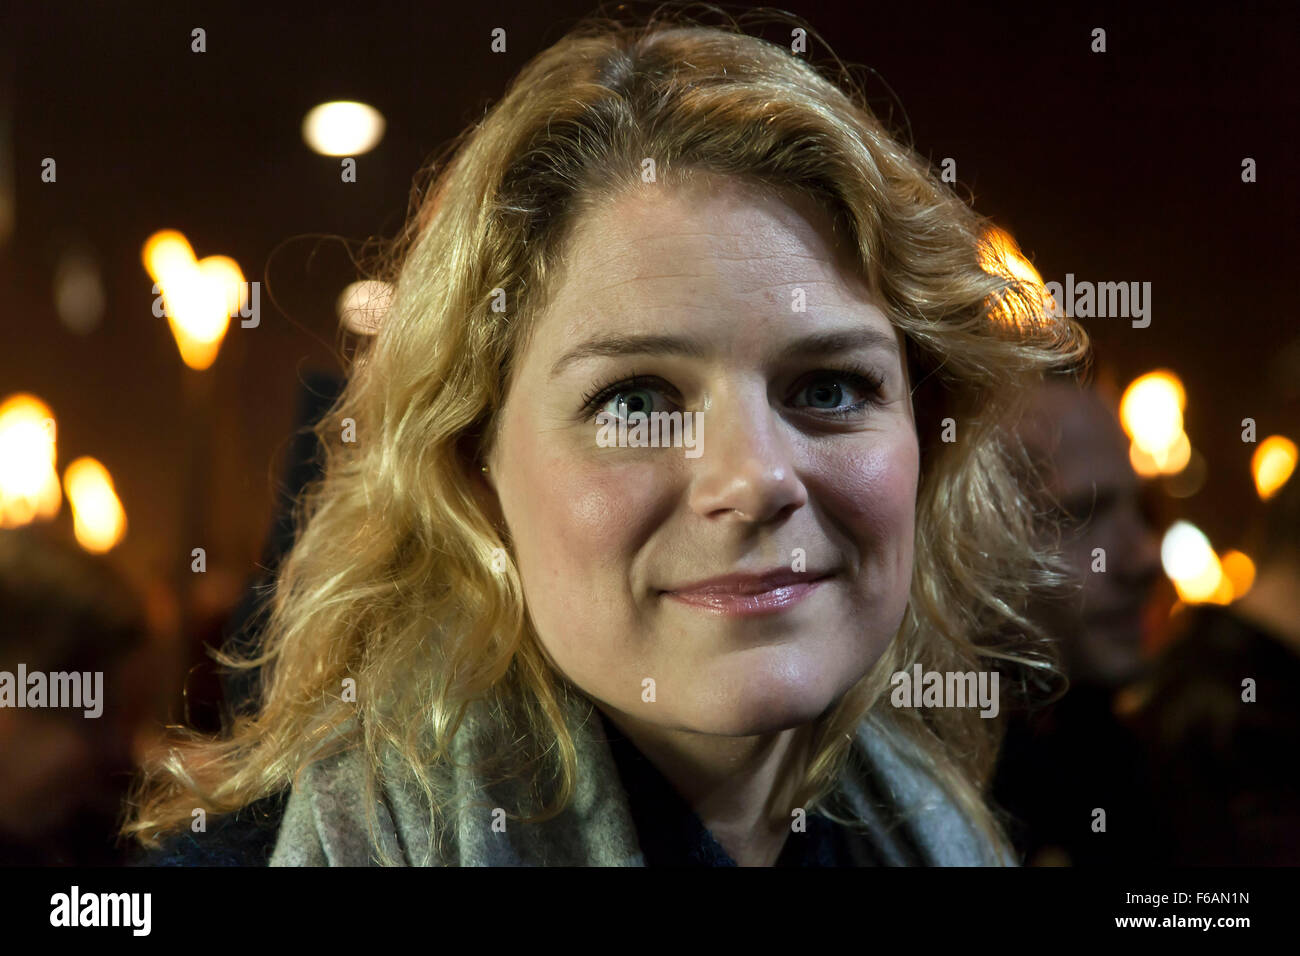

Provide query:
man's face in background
left=1022, top=383, right=1163, bottom=688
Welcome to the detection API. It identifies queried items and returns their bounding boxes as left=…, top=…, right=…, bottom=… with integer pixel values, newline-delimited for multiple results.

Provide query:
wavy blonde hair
left=123, top=5, right=1088, bottom=863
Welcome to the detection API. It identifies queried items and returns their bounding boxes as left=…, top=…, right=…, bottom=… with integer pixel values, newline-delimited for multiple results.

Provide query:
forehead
left=539, top=177, right=885, bottom=335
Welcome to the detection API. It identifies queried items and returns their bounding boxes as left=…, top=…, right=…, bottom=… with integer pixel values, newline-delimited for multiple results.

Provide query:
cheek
left=496, top=420, right=665, bottom=640
left=505, top=456, right=653, bottom=567
left=811, top=430, right=919, bottom=558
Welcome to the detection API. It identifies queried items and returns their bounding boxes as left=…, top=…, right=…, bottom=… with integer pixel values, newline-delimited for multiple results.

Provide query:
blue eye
left=792, top=370, right=884, bottom=416
left=600, top=387, right=657, bottom=419
left=579, top=368, right=885, bottom=423
left=801, top=382, right=849, bottom=409
left=581, top=374, right=677, bottom=421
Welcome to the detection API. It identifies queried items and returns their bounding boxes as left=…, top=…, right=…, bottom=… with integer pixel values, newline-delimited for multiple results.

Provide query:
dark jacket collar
left=596, top=708, right=881, bottom=866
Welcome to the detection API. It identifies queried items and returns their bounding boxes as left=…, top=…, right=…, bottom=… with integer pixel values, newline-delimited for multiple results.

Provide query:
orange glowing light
left=142, top=230, right=245, bottom=371
left=0, top=394, right=61, bottom=527
left=1120, top=371, right=1188, bottom=473
left=1220, top=550, right=1256, bottom=600
left=1252, top=435, right=1297, bottom=500
left=63, top=457, right=127, bottom=553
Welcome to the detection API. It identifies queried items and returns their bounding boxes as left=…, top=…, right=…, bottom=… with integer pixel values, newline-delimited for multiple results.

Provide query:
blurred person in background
left=990, top=376, right=1164, bottom=865
left=1129, top=461, right=1300, bottom=864
left=0, top=526, right=151, bottom=864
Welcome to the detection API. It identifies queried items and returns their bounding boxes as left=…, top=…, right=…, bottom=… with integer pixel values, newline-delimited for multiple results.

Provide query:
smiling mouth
left=660, top=571, right=835, bottom=617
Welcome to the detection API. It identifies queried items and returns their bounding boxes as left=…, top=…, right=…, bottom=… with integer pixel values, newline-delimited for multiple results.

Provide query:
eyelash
left=578, top=365, right=887, bottom=419
left=579, top=370, right=661, bottom=416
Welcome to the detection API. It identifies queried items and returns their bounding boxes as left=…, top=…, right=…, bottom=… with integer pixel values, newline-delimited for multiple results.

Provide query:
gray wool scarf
left=269, top=694, right=1014, bottom=867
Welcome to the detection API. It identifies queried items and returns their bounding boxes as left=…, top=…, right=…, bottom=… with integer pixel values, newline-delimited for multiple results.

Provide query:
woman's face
left=483, top=176, right=919, bottom=737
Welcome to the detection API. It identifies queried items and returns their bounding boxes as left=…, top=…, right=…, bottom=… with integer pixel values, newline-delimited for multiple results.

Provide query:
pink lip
left=661, top=570, right=834, bottom=617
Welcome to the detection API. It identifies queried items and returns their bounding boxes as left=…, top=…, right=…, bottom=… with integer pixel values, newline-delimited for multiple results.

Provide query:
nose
left=686, top=382, right=808, bottom=524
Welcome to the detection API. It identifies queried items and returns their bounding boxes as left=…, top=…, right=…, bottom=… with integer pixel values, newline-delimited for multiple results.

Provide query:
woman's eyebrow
left=549, top=326, right=899, bottom=377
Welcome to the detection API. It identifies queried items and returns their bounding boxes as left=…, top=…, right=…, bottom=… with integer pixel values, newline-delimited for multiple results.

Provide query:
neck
left=597, top=704, right=815, bottom=867
left=1232, top=558, right=1300, bottom=653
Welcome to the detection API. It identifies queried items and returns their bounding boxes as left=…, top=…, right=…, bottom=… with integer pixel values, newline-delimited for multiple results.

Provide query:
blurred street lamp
left=1121, top=370, right=1191, bottom=477
left=302, top=101, right=386, bottom=156
left=64, top=457, right=126, bottom=553
left=1252, top=435, right=1297, bottom=500
left=336, top=279, right=392, bottom=335
left=1161, top=520, right=1228, bottom=604
left=0, top=393, right=60, bottom=527
left=142, top=229, right=245, bottom=371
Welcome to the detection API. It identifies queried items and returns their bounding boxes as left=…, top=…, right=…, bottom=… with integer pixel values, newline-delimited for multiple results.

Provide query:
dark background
left=2, top=0, right=1297, bottom=721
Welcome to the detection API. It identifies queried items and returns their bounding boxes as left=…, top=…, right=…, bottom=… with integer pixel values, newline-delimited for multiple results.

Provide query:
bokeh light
left=1252, top=435, right=1297, bottom=500
left=63, top=457, right=127, bottom=553
left=1161, top=520, right=1224, bottom=604
left=1220, top=549, right=1256, bottom=599
left=0, top=393, right=61, bottom=527
left=1121, top=370, right=1190, bottom=476
left=142, top=230, right=244, bottom=371
left=336, top=279, right=393, bottom=335
left=302, top=101, right=386, bottom=156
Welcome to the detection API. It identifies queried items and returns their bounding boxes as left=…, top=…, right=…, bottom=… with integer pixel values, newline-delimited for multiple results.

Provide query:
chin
left=675, top=657, right=852, bottom=736
left=681, top=710, right=819, bottom=738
